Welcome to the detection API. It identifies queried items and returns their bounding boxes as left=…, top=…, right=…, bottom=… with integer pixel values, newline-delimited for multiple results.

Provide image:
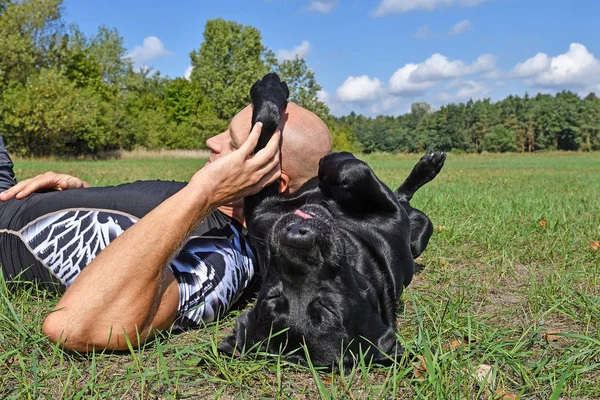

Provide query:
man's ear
left=278, top=172, right=290, bottom=194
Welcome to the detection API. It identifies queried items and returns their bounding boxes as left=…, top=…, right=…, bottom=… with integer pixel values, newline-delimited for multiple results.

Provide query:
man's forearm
left=43, top=180, right=215, bottom=351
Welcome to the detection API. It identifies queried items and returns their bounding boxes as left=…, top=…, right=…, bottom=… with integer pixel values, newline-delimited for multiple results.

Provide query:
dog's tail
left=396, top=152, right=446, bottom=203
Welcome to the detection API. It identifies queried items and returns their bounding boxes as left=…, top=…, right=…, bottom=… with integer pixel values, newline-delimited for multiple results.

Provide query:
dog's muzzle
left=279, top=221, right=316, bottom=249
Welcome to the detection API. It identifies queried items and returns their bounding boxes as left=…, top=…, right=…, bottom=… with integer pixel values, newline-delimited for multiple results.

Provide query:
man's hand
left=0, top=172, right=91, bottom=201
left=191, top=121, right=282, bottom=206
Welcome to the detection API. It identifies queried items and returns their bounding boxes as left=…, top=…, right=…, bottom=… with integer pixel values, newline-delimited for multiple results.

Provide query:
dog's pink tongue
left=294, top=209, right=314, bottom=219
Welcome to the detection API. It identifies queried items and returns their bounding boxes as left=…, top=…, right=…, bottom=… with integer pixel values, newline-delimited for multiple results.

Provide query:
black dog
left=218, top=74, right=446, bottom=367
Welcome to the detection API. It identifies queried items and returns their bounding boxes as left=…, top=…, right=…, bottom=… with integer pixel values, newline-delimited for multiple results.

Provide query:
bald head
left=278, top=103, right=332, bottom=192
left=226, top=103, right=332, bottom=193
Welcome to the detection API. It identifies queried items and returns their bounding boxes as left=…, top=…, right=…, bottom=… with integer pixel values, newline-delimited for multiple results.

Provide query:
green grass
left=2, top=152, right=599, bottom=399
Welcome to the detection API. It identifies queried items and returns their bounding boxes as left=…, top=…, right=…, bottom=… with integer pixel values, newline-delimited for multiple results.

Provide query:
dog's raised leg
left=318, top=152, right=400, bottom=214
left=243, top=73, right=290, bottom=220
left=395, top=152, right=446, bottom=260
left=396, top=152, right=446, bottom=203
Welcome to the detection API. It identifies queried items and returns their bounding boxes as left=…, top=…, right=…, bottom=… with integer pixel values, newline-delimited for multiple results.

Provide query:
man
left=0, top=102, right=332, bottom=352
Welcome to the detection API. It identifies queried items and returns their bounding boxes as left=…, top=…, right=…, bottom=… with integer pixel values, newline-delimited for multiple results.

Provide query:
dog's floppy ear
left=217, top=309, right=256, bottom=357
left=337, top=329, right=403, bottom=369
left=370, top=328, right=404, bottom=366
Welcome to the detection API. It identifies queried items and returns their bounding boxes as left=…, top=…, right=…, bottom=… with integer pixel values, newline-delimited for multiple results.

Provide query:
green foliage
left=330, top=123, right=361, bottom=153
left=189, top=18, right=274, bottom=120
left=0, top=68, right=107, bottom=156
left=482, top=124, right=518, bottom=153
left=276, top=56, right=330, bottom=120
left=0, top=0, right=66, bottom=90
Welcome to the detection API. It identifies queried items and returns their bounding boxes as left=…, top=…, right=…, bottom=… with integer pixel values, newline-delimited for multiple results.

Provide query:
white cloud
left=368, top=95, right=405, bottom=115
left=434, top=79, right=489, bottom=102
left=330, top=42, right=600, bottom=116
left=336, top=75, right=384, bottom=102
left=328, top=93, right=409, bottom=117
left=414, top=25, right=433, bottom=39
left=415, top=20, right=471, bottom=39
left=389, top=64, right=437, bottom=95
left=515, top=43, right=600, bottom=89
left=449, top=19, right=471, bottom=35
left=389, top=53, right=495, bottom=95
left=411, top=53, right=495, bottom=82
left=125, top=36, right=172, bottom=65
left=332, top=51, right=498, bottom=115
left=482, top=69, right=504, bottom=79
left=307, top=0, right=337, bottom=13
left=184, top=66, right=193, bottom=80
left=316, top=89, right=329, bottom=103
left=510, top=53, right=551, bottom=78
left=277, top=40, right=312, bottom=62
left=373, top=0, right=487, bottom=16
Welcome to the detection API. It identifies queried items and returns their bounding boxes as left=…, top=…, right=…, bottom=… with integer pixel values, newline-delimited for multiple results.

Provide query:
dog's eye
left=318, top=300, right=336, bottom=315
left=320, top=202, right=335, bottom=213
left=263, top=291, right=282, bottom=301
left=308, top=299, right=339, bottom=326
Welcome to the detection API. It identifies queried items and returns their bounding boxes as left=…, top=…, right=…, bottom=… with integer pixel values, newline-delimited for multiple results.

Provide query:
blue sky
left=63, top=0, right=600, bottom=117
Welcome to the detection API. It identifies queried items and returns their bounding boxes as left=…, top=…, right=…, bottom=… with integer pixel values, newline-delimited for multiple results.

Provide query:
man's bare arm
left=43, top=123, right=281, bottom=352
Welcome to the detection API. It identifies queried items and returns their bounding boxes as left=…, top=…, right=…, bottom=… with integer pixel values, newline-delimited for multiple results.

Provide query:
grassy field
left=1, top=152, right=599, bottom=399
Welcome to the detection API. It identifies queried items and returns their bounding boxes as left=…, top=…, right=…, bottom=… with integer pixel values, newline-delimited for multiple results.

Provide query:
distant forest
left=1, top=0, right=599, bottom=157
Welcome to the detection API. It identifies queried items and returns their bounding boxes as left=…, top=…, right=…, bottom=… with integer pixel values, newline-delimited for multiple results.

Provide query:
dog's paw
left=250, top=73, right=289, bottom=119
left=318, top=152, right=370, bottom=193
left=318, top=152, right=387, bottom=209
left=413, top=152, right=446, bottom=184
left=249, top=73, right=290, bottom=154
left=318, top=152, right=355, bottom=181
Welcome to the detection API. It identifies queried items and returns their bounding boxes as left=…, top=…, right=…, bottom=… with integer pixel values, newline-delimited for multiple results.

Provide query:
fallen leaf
left=1, top=356, right=14, bottom=370
left=590, top=241, right=600, bottom=251
left=438, top=225, right=446, bottom=232
left=495, top=389, right=517, bottom=399
left=473, top=364, right=493, bottom=384
left=543, top=332, right=562, bottom=343
left=413, top=355, right=427, bottom=379
left=443, top=339, right=463, bottom=351
left=463, top=335, right=479, bottom=344
left=539, top=219, right=547, bottom=228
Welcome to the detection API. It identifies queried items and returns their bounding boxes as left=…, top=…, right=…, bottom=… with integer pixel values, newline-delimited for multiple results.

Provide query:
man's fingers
left=0, top=178, right=34, bottom=200
left=15, top=179, right=49, bottom=199
left=58, top=178, right=72, bottom=190
left=254, top=164, right=282, bottom=191
left=0, top=173, right=86, bottom=202
left=239, top=122, right=263, bottom=156
left=252, top=129, right=281, bottom=167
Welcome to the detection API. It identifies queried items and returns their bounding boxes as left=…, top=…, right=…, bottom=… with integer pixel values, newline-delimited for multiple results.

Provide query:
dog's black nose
left=279, top=223, right=316, bottom=249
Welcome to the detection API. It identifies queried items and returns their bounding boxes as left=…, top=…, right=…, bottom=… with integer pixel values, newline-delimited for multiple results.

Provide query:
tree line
left=342, top=93, right=600, bottom=154
left=1, top=0, right=598, bottom=157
